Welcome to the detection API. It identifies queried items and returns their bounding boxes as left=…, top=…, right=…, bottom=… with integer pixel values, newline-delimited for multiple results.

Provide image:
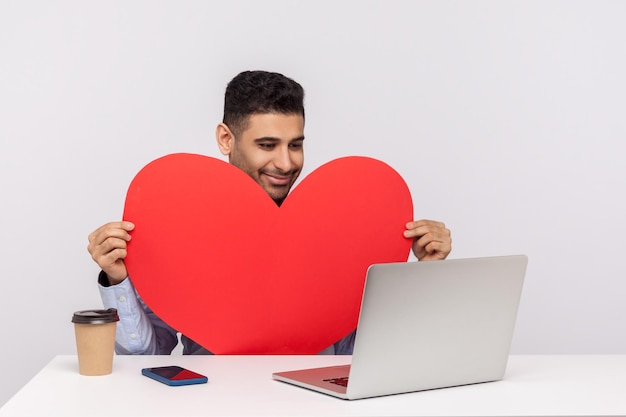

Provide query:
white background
left=1, top=0, right=625, bottom=407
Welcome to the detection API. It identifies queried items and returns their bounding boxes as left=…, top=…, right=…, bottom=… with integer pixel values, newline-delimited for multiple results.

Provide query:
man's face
left=219, top=113, right=305, bottom=205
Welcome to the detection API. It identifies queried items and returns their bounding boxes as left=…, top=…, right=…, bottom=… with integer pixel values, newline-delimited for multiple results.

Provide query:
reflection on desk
left=1, top=355, right=625, bottom=417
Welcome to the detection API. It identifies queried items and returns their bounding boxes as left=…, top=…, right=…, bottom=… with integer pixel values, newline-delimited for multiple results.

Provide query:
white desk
left=0, top=355, right=625, bottom=416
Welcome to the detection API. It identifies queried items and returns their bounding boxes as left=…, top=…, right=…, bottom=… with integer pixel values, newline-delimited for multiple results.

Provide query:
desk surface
left=0, top=355, right=625, bottom=417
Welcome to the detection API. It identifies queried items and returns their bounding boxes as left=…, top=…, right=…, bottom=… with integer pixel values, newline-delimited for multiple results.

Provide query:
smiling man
left=217, top=113, right=304, bottom=206
left=87, top=70, right=452, bottom=355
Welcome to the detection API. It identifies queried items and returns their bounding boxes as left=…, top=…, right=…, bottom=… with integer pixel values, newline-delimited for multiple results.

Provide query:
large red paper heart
left=124, top=153, right=413, bottom=354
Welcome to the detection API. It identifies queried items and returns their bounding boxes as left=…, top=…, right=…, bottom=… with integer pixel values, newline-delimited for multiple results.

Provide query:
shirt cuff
left=98, top=272, right=155, bottom=354
left=97, top=270, right=128, bottom=287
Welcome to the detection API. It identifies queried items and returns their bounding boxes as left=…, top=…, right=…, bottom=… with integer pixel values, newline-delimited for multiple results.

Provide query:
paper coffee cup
left=72, top=308, right=119, bottom=376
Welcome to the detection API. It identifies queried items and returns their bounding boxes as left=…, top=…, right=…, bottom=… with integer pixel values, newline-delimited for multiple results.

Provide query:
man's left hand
left=404, top=220, right=452, bottom=261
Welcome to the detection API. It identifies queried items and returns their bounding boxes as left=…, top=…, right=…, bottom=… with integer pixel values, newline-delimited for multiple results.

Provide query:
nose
left=273, top=146, right=293, bottom=173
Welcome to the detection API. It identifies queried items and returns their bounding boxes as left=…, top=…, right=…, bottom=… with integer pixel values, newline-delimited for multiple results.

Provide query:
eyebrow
left=253, top=136, right=305, bottom=143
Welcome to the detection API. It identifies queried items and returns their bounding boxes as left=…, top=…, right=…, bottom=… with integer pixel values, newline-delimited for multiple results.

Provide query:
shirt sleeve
left=97, top=271, right=178, bottom=355
left=332, top=330, right=356, bottom=355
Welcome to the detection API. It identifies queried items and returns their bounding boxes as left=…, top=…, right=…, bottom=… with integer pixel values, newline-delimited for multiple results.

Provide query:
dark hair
left=223, top=70, right=305, bottom=137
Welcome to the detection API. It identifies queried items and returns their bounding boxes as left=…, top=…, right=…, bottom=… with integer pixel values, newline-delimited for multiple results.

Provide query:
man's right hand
left=87, top=221, right=135, bottom=285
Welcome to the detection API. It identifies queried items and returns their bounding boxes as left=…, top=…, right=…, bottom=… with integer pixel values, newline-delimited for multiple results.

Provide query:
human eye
left=258, top=143, right=275, bottom=150
left=289, top=141, right=304, bottom=150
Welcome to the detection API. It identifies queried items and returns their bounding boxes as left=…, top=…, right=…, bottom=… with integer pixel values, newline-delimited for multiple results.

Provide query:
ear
left=215, top=123, right=235, bottom=156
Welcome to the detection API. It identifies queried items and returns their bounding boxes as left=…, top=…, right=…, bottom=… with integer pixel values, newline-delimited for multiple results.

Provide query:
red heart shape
left=124, top=154, right=413, bottom=354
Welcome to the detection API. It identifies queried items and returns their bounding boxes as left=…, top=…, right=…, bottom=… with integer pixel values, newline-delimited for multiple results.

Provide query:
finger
left=88, top=232, right=127, bottom=258
left=91, top=239, right=128, bottom=271
left=422, top=238, right=452, bottom=259
left=88, top=221, right=135, bottom=244
left=415, top=229, right=451, bottom=249
left=89, top=236, right=128, bottom=261
left=94, top=248, right=128, bottom=267
left=406, top=219, right=445, bottom=230
left=425, top=240, right=448, bottom=254
left=88, top=224, right=135, bottom=253
left=404, top=224, right=449, bottom=239
left=410, top=221, right=452, bottom=261
left=414, top=233, right=435, bottom=251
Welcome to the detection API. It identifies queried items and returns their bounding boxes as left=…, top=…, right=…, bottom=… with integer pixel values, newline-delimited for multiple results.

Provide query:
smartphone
left=141, top=366, right=208, bottom=386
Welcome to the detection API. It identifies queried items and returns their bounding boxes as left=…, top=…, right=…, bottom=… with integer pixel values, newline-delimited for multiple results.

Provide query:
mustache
left=261, top=169, right=296, bottom=177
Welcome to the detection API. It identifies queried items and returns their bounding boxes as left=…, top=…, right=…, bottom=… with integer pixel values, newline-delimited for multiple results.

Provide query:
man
left=88, top=70, right=452, bottom=355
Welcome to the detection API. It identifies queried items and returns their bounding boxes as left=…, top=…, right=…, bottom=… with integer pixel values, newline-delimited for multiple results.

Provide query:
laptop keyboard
left=323, top=377, right=349, bottom=387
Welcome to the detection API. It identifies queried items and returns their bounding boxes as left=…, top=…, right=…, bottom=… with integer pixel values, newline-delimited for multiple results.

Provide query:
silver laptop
left=272, top=255, right=528, bottom=400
